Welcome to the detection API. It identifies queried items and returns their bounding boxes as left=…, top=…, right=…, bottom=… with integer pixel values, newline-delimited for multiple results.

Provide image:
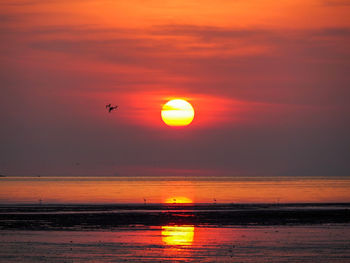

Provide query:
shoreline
left=1, top=203, right=350, bottom=230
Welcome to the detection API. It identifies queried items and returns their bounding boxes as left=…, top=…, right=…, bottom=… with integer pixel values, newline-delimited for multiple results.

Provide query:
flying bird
left=106, top=104, right=119, bottom=113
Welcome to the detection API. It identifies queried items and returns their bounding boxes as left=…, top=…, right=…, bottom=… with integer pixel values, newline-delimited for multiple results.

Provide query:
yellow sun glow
left=161, top=225, right=194, bottom=246
left=161, top=99, right=195, bottom=127
left=165, top=196, right=193, bottom=204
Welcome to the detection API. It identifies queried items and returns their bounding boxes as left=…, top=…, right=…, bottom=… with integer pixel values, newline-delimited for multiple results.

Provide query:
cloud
left=320, top=0, right=350, bottom=6
left=1, top=4, right=349, bottom=177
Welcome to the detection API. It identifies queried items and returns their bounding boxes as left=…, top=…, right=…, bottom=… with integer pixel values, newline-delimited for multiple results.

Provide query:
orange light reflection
left=1, top=177, right=350, bottom=204
left=165, top=196, right=193, bottom=204
left=161, top=225, right=195, bottom=246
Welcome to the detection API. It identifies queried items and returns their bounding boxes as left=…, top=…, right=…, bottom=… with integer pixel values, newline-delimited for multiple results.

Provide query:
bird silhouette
left=106, top=104, right=119, bottom=113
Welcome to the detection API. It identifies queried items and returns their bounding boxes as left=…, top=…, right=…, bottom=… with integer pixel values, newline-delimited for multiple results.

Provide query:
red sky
left=1, top=0, right=349, bottom=176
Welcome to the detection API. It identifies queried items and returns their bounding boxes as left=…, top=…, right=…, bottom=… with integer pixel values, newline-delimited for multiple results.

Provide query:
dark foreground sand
left=0, top=203, right=350, bottom=230
left=1, top=204, right=350, bottom=262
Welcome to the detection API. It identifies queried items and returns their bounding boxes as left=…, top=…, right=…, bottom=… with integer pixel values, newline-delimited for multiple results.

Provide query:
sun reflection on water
left=164, top=197, right=193, bottom=204
left=161, top=225, right=195, bottom=246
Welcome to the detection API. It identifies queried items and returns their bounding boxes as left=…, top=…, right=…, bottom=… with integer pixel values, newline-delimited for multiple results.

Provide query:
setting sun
left=161, top=99, right=195, bottom=127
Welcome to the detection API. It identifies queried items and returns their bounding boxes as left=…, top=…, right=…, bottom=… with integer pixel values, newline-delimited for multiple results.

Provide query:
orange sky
left=0, top=0, right=349, bottom=177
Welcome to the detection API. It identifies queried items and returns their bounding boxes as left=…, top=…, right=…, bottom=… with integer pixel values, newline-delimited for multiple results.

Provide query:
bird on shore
left=106, top=104, right=119, bottom=113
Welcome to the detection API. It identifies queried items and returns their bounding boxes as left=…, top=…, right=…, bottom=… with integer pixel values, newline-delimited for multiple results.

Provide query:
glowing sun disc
left=161, top=99, right=195, bottom=127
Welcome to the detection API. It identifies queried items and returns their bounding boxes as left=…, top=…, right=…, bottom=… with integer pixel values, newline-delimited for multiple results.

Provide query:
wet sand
left=0, top=203, right=350, bottom=230
left=1, top=226, right=350, bottom=262
left=1, top=204, right=350, bottom=262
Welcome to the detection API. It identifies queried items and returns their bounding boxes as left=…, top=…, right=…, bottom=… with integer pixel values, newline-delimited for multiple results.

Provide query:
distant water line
left=0, top=176, right=350, bottom=204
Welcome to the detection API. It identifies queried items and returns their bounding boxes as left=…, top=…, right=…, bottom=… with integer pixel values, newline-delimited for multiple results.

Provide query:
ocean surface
left=1, top=176, right=350, bottom=262
left=1, top=176, right=350, bottom=204
left=1, top=225, right=350, bottom=262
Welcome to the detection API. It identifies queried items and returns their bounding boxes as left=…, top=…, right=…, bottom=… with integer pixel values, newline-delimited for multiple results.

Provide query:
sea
left=0, top=176, right=350, bottom=262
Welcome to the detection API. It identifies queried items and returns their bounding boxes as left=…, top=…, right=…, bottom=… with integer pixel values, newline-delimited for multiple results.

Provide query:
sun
left=161, top=99, right=195, bottom=127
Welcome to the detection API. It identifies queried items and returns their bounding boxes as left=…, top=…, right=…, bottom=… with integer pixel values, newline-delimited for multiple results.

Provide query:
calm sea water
left=1, top=176, right=350, bottom=262
left=1, top=225, right=350, bottom=262
left=1, top=176, right=350, bottom=204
